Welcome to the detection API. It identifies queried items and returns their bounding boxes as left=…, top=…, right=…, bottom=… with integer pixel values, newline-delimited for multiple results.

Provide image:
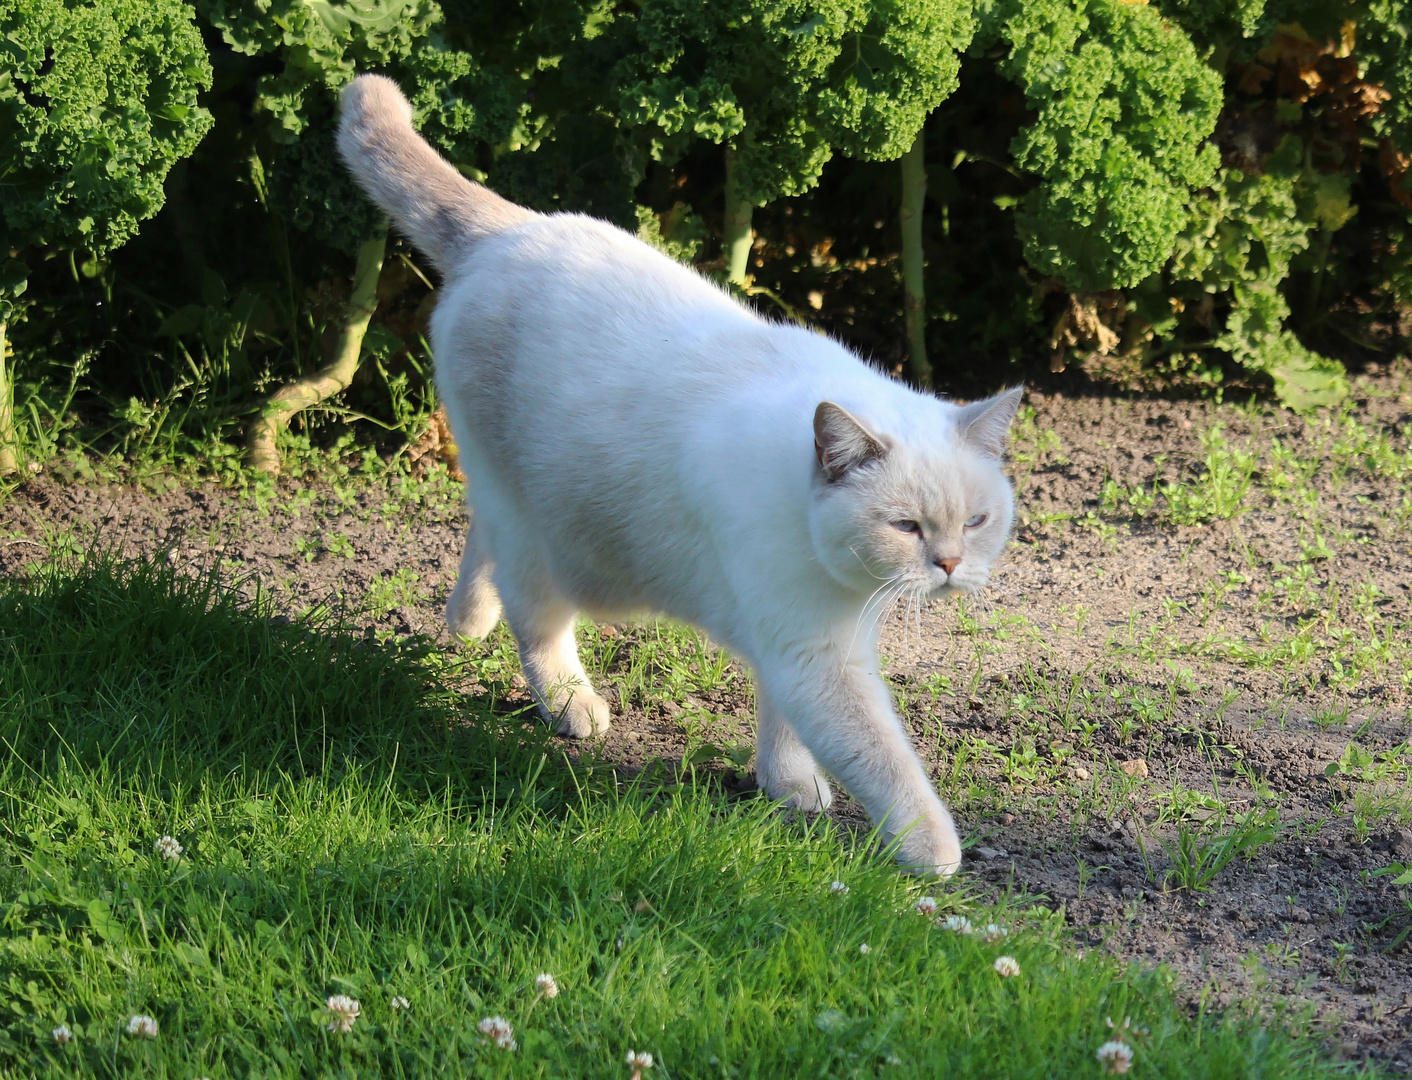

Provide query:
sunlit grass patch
left=0, top=553, right=1372, bottom=1077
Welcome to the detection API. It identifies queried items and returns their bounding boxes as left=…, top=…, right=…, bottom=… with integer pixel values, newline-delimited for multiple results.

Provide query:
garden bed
left=4, top=364, right=1412, bottom=1069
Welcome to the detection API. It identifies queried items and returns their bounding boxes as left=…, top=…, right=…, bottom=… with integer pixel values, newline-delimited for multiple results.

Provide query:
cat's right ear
left=814, top=402, right=887, bottom=481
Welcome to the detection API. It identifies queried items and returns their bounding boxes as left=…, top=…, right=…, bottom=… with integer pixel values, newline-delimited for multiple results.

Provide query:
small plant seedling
left=921, top=672, right=953, bottom=698
left=1314, top=704, right=1350, bottom=730
left=1329, top=942, right=1357, bottom=985
left=1074, top=856, right=1109, bottom=901
left=366, top=568, right=424, bottom=620
left=324, top=531, right=356, bottom=558
left=1152, top=784, right=1224, bottom=827
left=1164, top=660, right=1199, bottom=695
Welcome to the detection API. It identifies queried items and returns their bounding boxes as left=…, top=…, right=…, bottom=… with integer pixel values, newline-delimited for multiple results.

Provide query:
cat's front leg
left=758, top=655, right=962, bottom=876
left=755, top=691, right=832, bottom=813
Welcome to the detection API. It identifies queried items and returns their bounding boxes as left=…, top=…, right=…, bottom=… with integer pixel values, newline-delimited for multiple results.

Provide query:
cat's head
left=808, top=387, right=1023, bottom=601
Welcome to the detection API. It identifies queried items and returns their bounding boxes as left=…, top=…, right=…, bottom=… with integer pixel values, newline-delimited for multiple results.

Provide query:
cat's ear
left=955, top=386, right=1024, bottom=460
left=814, top=402, right=887, bottom=481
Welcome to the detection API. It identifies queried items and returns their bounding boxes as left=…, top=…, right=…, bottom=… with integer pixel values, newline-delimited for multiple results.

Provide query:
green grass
left=0, top=555, right=1375, bottom=1078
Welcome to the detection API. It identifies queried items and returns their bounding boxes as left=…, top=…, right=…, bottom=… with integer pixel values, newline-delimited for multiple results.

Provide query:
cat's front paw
left=895, top=814, right=963, bottom=877
left=546, top=690, right=612, bottom=738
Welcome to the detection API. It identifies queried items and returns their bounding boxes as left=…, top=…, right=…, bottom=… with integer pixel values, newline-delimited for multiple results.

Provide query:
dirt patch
left=5, top=364, right=1412, bottom=1065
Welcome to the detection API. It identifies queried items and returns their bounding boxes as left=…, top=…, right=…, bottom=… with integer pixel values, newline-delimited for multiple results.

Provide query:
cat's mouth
left=929, top=576, right=981, bottom=598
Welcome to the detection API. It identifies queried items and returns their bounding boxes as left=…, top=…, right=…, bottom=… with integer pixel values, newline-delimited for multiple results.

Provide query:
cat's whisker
left=848, top=546, right=890, bottom=581
left=878, top=579, right=918, bottom=634
left=878, top=585, right=910, bottom=639
left=847, top=577, right=905, bottom=656
left=890, top=578, right=928, bottom=647
left=858, top=575, right=904, bottom=626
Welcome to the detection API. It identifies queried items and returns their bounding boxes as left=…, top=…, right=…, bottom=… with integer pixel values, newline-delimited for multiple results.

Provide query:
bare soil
left=5, top=367, right=1412, bottom=1067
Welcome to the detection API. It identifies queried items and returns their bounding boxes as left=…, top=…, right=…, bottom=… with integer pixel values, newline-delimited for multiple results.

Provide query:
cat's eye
left=891, top=519, right=922, bottom=535
left=964, top=513, right=988, bottom=529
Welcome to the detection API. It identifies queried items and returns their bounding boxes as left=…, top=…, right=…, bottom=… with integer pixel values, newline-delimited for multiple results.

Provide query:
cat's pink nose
left=936, top=556, right=961, bottom=576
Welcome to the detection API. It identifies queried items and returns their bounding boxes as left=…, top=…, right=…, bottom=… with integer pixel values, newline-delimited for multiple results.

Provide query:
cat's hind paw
left=445, top=586, right=502, bottom=640
left=761, top=771, right=833, bottom=814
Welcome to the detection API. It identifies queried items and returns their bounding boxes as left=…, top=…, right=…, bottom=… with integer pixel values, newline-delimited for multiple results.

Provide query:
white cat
left=338, top=74, right=1021, bottom=876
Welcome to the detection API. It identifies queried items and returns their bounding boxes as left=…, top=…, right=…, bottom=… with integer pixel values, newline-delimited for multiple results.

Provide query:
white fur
left=340, top=75, right=1023, bottom=876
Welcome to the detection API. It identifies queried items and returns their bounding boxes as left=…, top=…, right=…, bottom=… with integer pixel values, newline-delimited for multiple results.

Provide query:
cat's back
left=435, top=213, right=755, bottom=380
left=431, top=212, right=872, bottom=467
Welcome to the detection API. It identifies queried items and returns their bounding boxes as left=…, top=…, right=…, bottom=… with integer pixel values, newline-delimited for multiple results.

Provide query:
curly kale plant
left=1164, top=137, right=1350, bottom=408
left=198, top=0, right=442, bottom=254
left=198, top=0, right=518, bottom=471
left=612, top=0, right=972, bottom=283
left=1157, top=0, right=1274, bottom=50
left=199, top=0, right=439, bottom=142
left=0, top=0, right=212, bottom=472
left=1360, top=1, right=1412, bottom=159
left=987, top=0, right=1223, bottom=294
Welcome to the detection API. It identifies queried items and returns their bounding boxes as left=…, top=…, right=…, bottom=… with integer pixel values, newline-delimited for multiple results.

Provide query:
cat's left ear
left=955, top=386, right=1024, bottom=460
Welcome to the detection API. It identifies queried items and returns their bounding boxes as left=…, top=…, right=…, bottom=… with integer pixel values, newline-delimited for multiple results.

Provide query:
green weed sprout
left=1162, top=807, right=1281, bottom=892
left=0, top=0, right=213, bottom=473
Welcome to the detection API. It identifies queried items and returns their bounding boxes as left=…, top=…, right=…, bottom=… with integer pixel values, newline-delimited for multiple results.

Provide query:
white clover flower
left=478, top=1016, right=516, bottom=1050
left=914, top=896, right=939, bottom=916
left=1096, top=1040, right=1134, bottom=1074
left=829, top=881, right=849, bottom=895
left=534, top=972, right=560, bottom=999
left=979, top=923, right=1009, bottom=943
left=325, top=994, right=360, bottom=1033
left=626, top=1049, right=655, bottom=1077
left=390, top=996, right=410, bottom=1011
left=52, top=1024, right=73, bottom=1045
left=153, top=836, right=183, bottom=861
left=939, top=915, right=973, bottom=934
left=858, top=943, right=872, bottom=955
left=992, top=955, right=1021, bottom=978
left=126, top=1015, right=159, bottom=1039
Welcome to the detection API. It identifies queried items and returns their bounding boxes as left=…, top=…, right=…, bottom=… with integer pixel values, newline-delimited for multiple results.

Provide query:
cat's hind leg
left=755, top=691, right=832, bottom=812
left=496, top=568, right=610, bottom=738
left=446, top=518, right=502, bottom=639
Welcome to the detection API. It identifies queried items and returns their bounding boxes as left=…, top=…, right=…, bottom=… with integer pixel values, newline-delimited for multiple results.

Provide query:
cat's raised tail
left=336, top=74, right=532, bottom=275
